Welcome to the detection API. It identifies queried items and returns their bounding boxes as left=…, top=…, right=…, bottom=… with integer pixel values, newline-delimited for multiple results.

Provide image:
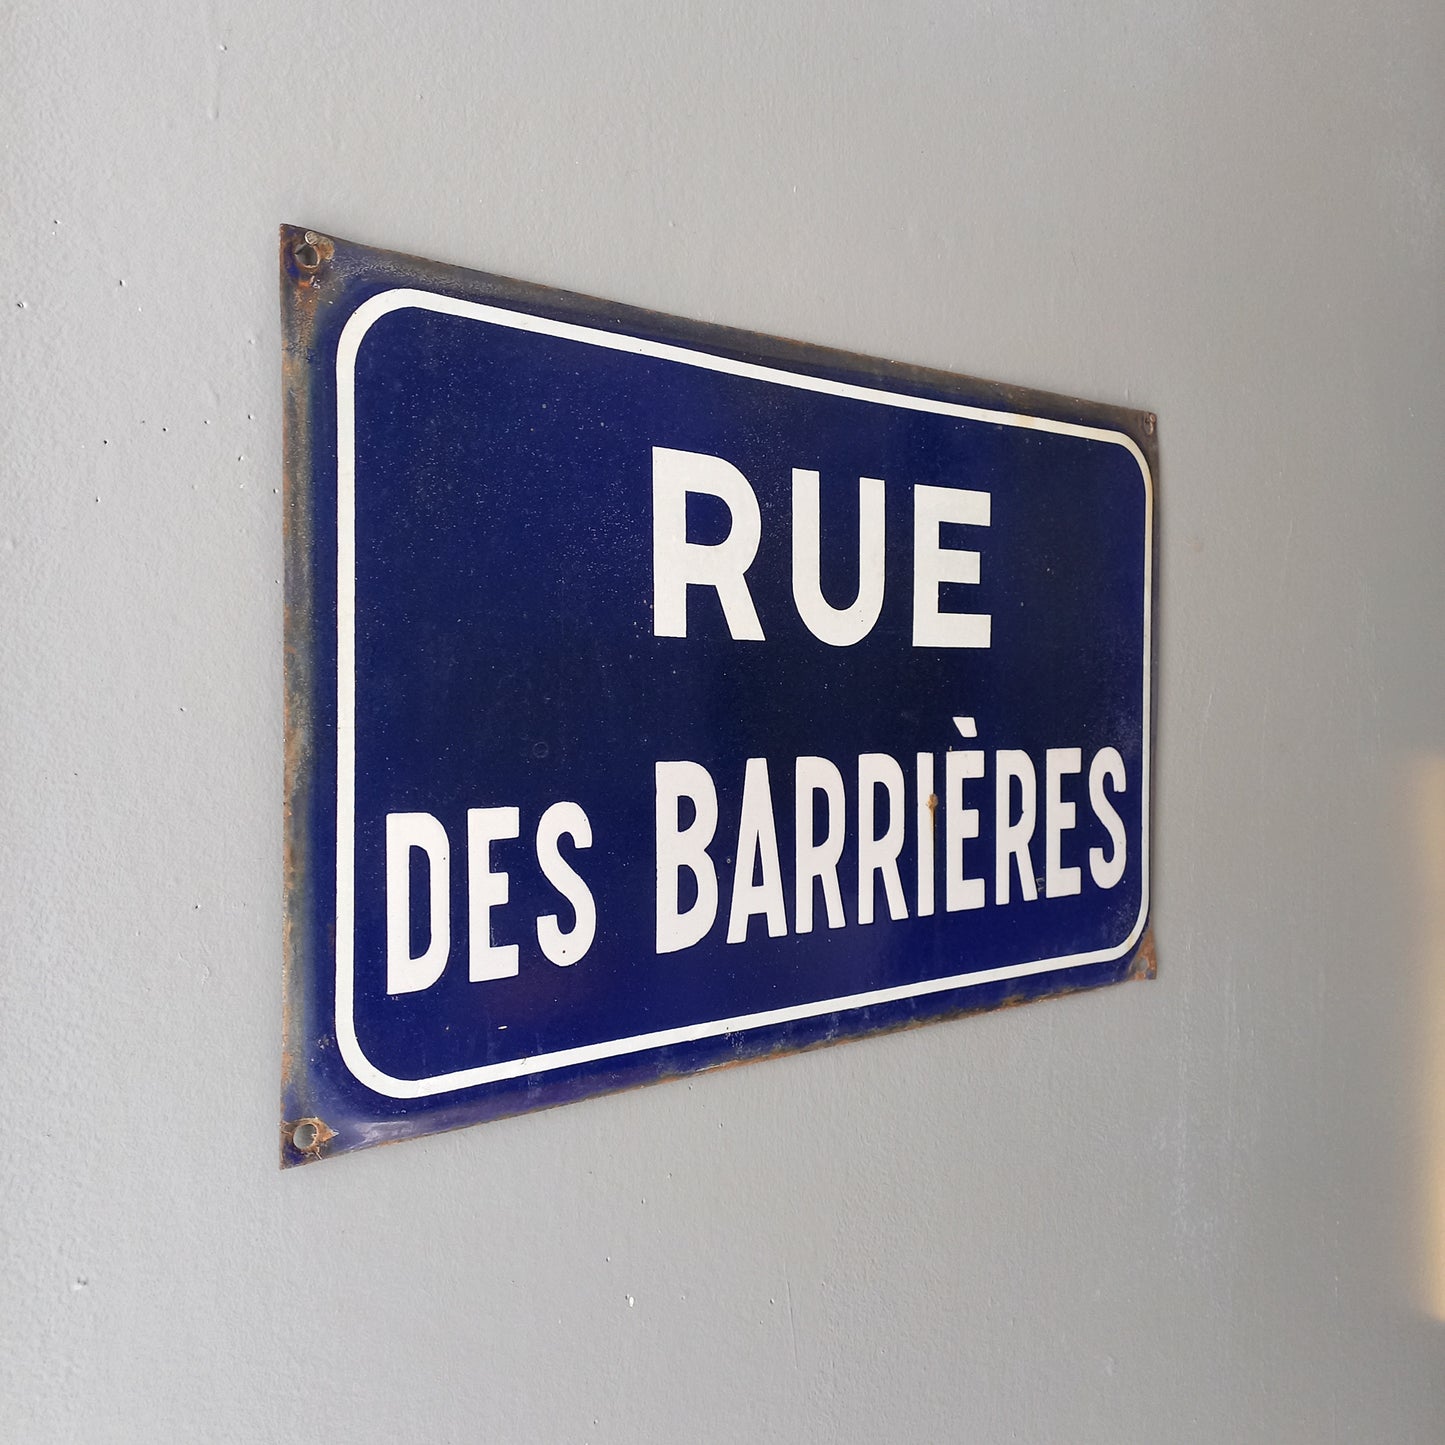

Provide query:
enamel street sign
left=280, top=226, right=1157, bottom=1165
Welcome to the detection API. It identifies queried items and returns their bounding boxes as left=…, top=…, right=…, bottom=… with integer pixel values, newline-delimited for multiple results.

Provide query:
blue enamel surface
left=285, top=249, right=1152, bottom=1159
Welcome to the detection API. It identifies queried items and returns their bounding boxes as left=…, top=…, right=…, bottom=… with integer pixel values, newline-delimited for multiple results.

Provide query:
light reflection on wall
left=1409, top=754, right=1445, bottom=1318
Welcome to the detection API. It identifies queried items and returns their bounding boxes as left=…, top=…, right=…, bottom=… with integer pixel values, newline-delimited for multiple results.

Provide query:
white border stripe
left=335, top=289, right=1154, bottom=1099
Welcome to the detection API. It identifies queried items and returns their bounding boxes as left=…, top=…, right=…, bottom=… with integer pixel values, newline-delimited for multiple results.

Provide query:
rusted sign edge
left=277, top=223, right=1159, bottom=1166
left=280, top=230, right=326, bottom=1165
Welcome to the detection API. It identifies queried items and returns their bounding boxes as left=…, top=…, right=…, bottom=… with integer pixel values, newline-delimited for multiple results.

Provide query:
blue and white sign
left=280, top=227, right=1156, bottom=1164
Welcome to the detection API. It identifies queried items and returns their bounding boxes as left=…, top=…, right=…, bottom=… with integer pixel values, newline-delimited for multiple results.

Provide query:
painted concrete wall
left=5, top=1, right=1445, bottom=1439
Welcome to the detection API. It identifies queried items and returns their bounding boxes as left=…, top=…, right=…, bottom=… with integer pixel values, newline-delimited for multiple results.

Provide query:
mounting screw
left=288, top=1116, right=336, bottom=1157
left=1142, top=413, right=1156, bottom=437
left=292, top=231, right=332, bottom=273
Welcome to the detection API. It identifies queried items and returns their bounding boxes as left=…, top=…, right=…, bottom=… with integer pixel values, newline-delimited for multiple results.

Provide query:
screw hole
left=294, top=242, right=320, bottom=271
left=292, top=1121, right=319, bottom=1151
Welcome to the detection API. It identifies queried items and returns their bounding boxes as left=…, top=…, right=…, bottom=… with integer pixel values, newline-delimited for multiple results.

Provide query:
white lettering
left=728, top=758, right=787, bottom=943
left=652, top=447, right=765, bottom=641
left=791, top=470, right=886, bottom=646
left=535, top=801, right=596, bottom=966
left=1044, top=747, right=1082, bottom=898
left=1088, top=747, right=1128, bottom=889
left=911, top=484, right=991, bottom=648
left=916, top=752, right=936, bottom=917
left=467, top=807, right=520, bottom=980
left=995, top=750, right=1038, bottom=904
left=385, top=811, right=451, bottom=994
left=795, top=756, right=847, bottom=933
left=858, top=753, right=908, bottom=924
left=945, top=749, right=986, bottom=911
left=655, top=760, right=720, bottom=954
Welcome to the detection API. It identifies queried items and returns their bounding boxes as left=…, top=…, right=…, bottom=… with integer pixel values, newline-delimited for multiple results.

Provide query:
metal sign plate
left=280, top=225, right=1157, bottom=1165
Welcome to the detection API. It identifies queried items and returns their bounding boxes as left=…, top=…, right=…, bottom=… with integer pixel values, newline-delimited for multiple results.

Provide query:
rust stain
left=280, top=228, right=335, bottom=336
left=277, top=224, right=1161, bottom=453
left=1131, top=926, right=1158, bottom=979
left=284, top=1116, right=337, bottom=1163
left=279, top=225, right=328, bottom=1150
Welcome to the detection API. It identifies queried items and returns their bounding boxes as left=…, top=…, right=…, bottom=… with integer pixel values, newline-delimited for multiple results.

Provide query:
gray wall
left=5, top=2, right=1445, bottom=1440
